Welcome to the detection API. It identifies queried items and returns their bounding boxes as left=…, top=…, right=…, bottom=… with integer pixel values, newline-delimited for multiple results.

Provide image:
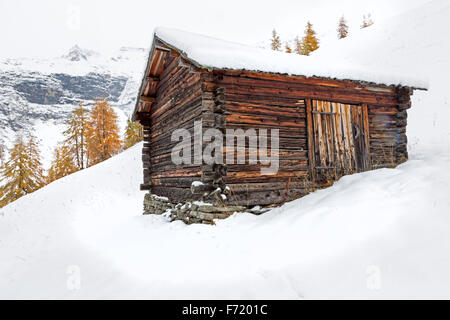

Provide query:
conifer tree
left=285, top=42, right=292, bottom=53
left=299, top=21, right=320, bottom=56
left=64, top=102, right=89, bottom=169
left=124, top=119, right=143, bottom=149
left=0, top=143, right=4, bottom=167
left=86, top=98, right=122, bottom=166
left=47, top=144, right=78, bottom=183
left=361, top=13, right=374, bottom=29
left=0, top=134, right=45, bottom=208
left=270, top=29, right=282, bottom=51
left=337, top=15, right=349, bottom=39
left=294, top=35, right=302, bottom=55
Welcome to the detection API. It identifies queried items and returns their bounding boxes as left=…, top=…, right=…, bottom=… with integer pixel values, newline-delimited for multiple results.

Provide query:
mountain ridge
left=0, top=45, right=148, bottom=167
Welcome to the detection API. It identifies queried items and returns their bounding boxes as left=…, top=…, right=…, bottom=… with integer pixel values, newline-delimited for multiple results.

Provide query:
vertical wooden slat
left=156, top=53, right=167, bottom=76
left=317, top=101, right=326, bottom=169
left=306, top=99, right=316, bottom=186
left=342, top=104, right=354, bottom=172
left=323, top=102, right=330, bottom=170
left=332, top=102, right=344, bottom=174
left=358, top=106, right=365, bottom=170
left=313, top=101, right=320, bottom=168
left=324, top=102, right=334, bottom=169
left=339, top=104, right=348, bottom=171
left=362, top=104, right=371, bottom=170
left=351, top=106, right=360, bottom=171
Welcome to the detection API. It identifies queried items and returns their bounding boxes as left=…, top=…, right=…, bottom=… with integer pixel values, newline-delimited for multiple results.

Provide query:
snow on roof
left=154, top=27, right=428, bottom=89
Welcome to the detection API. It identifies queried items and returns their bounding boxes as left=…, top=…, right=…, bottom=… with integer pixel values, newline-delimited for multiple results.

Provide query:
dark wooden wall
left=368, top=99, right=410, bottom=169
left=200, top=70, right=411, bottom=207
left=142, top=54, right=204, bottom=203
left=205, top=71, right=311, bottom=206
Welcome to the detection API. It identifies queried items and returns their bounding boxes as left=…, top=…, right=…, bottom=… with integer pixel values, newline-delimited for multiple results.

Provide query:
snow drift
left=1, top=144, right=449, bottom=299
left=1, top=0, right=450, bottom=299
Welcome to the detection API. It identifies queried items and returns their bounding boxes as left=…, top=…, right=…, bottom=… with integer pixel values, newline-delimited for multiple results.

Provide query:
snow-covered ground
left=1, top=0, right=450, bottom=299
left=1, top=145, right=449, bottom=299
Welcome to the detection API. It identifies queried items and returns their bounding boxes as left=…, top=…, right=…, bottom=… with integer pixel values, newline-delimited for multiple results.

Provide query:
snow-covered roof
left=154, top=27, right=427, bottom=89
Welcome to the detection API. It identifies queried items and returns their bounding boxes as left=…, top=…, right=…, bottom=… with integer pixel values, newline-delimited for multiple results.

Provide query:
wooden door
left=307, top=100, right=370, bottom=184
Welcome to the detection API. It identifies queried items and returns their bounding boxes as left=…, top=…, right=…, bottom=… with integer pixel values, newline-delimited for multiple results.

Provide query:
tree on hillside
left=285, top=42, right=292, bottom=53
left=64, top=102, right=89, bottom=169
left=299, top=21, right=320, bottom=56
left=337, top=15, right=349, bottom=39
left=361, top=13, right=374, bottom=29
left=294, top=35, right=302, bottom=55
left=270, top=29, right=282, bottom=51
left=86, top=98, right=122, bottom=166
left=124, top=119, right=143, bottom=150
left=0, top=143, right=4, bottom=167
left=47, top=144, right=78, bottom=183
left=0, top=134, right=45, bottom=208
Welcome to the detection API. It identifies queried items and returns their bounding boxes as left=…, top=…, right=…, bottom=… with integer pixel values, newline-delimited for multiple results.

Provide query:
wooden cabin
left=132, top=28, right=426, bottom=222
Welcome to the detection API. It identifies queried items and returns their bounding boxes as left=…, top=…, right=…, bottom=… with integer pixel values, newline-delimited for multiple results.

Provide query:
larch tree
left=86, top=98, right=122, bottom=166
left=64, top=102, right=89, bottom=169
left=0, top=134, right=45, bottom=208
left=285, top=42, right=292, bottom=53
left=299, top=21, right=320, bottom=56
left=25, top=133, right=45, bottom=187
left=124, top=119, right=143, bottom=149
left=294, top=35, right=302, bottom=55
left=47, top=144, right=78, bottom=183
left=270, top=29, right=282, bottom=51
left=0, top=143, right=5, bottom=167
left=337, top=15, right=349, bottom=39
left=361, top=13, right=374, bottom=29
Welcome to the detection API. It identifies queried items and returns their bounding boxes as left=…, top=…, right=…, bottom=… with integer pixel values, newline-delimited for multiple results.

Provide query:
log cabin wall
left=368, top=87, right=411, bottom=169
left=207, top=71, right=311, bottom=206
left=202, top=70, right=412, bottom=207
left=143, top=54, right=205, bottom=204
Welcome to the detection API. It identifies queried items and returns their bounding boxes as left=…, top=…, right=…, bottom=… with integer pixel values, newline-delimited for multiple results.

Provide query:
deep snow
left=1, top=0, right=450, bottom=299
left=155, top=27, right=427, bottom=89
left=1, top=144, right=450, bottom=299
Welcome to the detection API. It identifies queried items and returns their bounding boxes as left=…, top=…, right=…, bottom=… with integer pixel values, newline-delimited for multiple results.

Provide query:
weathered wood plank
left=306, top=99, right=315, bottom=184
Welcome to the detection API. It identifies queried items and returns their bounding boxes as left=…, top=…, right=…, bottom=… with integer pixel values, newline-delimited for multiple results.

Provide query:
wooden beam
left=140, top=96, right=156, bottom=103
left=146, top=76, right=160, bottom=82
left=140, top=184, right=152, bottom=191
left=155, top=46, right=171, bottom=52
left=362, top=104, right=371, bottom=170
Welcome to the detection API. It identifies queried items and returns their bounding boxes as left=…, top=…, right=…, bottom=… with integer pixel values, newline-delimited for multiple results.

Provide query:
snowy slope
left=0, top=46, right=148, bottom=168
left=1, top=0, right=450, bottom=299
left=1, top=145, right=449, bottom=299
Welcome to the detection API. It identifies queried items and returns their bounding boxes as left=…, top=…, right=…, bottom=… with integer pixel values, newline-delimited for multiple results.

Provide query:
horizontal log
left=226, top=114, right=305, bottom=128
left=221, top=69, right=397, bottom=94
left=140, top=96, right=156, bottom=103
left=226, top=188, right=307, bottom=206
left=224, top=170, right=308, bottom=183
left=214, top=75, right=400, bottom=106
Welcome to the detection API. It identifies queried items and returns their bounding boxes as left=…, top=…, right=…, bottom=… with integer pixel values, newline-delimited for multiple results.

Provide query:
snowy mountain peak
left=62, top=45, right=99, bottom=61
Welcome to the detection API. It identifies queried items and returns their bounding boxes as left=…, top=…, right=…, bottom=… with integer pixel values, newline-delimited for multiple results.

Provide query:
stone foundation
left=143, top=193, right=270, bottom=225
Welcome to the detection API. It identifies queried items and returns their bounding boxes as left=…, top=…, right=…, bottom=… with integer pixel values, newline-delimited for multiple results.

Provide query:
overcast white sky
left=0, top=0, right=430, bottom=58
